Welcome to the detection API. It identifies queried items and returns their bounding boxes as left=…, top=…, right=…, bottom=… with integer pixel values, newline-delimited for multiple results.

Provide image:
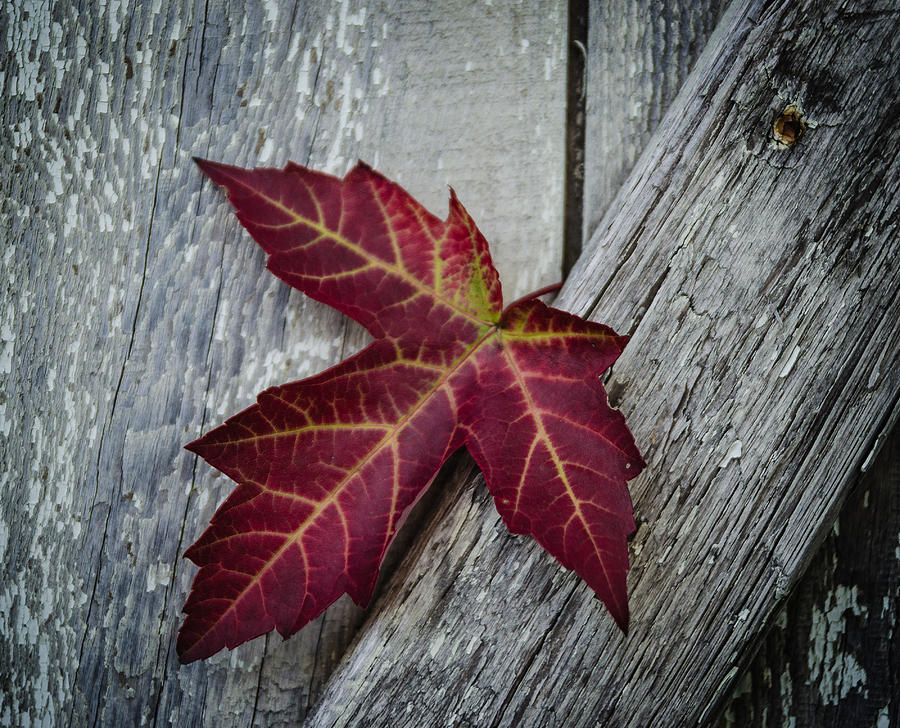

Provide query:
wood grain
left=0, top=2, right=566, bottom=725
left=716, top=424, right=899, bottom=727
left=306, top=0, right=900, bottom=724
left=582, top=0, right=896, bottom=720
left=583, top=0, right=727, bottom=241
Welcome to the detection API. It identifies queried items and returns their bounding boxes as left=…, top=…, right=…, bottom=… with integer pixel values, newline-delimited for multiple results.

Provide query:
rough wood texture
left=716, top=423, right=899, bottom=727
left=306, top=0, right=900, bottom=724
left=585, top=3, right=900, bottom=720
left=583, top=0, right=728, bottom=241
left=0, top=2, right=566, bottom=725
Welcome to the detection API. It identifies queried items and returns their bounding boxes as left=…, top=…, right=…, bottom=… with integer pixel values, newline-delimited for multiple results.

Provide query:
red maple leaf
left=178, top=159, right=645, bottom=663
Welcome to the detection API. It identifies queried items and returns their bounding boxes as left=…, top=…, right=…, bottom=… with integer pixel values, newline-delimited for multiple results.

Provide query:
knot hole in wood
left=772, top=105, right=807, bottom=146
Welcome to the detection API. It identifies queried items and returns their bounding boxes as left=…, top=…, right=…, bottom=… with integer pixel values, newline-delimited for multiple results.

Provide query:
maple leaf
left=178, top=159, right=645, bottom=663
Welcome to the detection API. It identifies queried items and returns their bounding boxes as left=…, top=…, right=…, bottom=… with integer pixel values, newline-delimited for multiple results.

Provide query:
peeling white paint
left=0, top=321, right=14, bottom=376
left=427, top=632, right=445, bottom=659
left=263, top=0, right=279, bottom=26
left=258, top=138, right=276, bottom=163
left=145, top=562, right=172, bottom=592
left=0, top=517, right=8, bottom=565
left=718, top=439, right=743, bottom=468
left=808, top=584, right=869, bottom=705
left=779, top=662, right=795, bottom=726
left=779, top=344, right=801, bottom=378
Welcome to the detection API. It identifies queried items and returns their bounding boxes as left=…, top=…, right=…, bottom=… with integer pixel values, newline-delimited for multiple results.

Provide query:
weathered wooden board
left=0, top=2, right=566, bottom=725
left=716, top=423, right=899, bottom=727
left=305, top=0, right=900, bottom=724
left=586, top=2, right=899, bottom=720
left=583, top=0, right=727, bottom=241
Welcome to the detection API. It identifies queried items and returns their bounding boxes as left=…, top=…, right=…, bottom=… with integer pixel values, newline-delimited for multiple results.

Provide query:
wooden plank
left=715, top=422, right=899, bottom=726
left=584, top=2, right=899, bottom=717
left=582, top=0, right=728, bottom=242
left=305, top=0, right=900, bottom=724
left=0, top=1, right=566, bottom=725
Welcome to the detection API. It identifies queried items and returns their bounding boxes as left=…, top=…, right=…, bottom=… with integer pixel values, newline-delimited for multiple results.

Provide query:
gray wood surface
left=0, top=2, right=566, bottom=725
left=583, top=0, right=728, bottom=241
left=4, top=0, right=898, bottom=725
left=585, top=1, right=899, bottom=722
left=716, top=424, right=899, bottom=727
left=306, top=0, right=900, bottom=724
left=587, top=3, right=900, bottom=720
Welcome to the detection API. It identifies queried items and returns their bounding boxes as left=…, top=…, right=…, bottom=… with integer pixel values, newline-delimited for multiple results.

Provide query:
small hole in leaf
left=773, top=105, right=806, bottom=146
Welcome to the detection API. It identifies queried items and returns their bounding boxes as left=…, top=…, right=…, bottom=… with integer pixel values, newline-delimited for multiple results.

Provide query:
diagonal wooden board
left=584, top=2, right=899, bottom=721
left=0, top=2, right=566, bottom=725
left=717, top=420, right=900, bottom=725
left=306, top=0, right=900, bottom=724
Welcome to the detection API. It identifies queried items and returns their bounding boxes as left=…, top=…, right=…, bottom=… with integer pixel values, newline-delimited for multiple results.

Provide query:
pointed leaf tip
left=183, top=439, right=200, bottom=455
left=193, top=156, right=216, bottom=174
left=193, top=158, right=232, bottom=189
